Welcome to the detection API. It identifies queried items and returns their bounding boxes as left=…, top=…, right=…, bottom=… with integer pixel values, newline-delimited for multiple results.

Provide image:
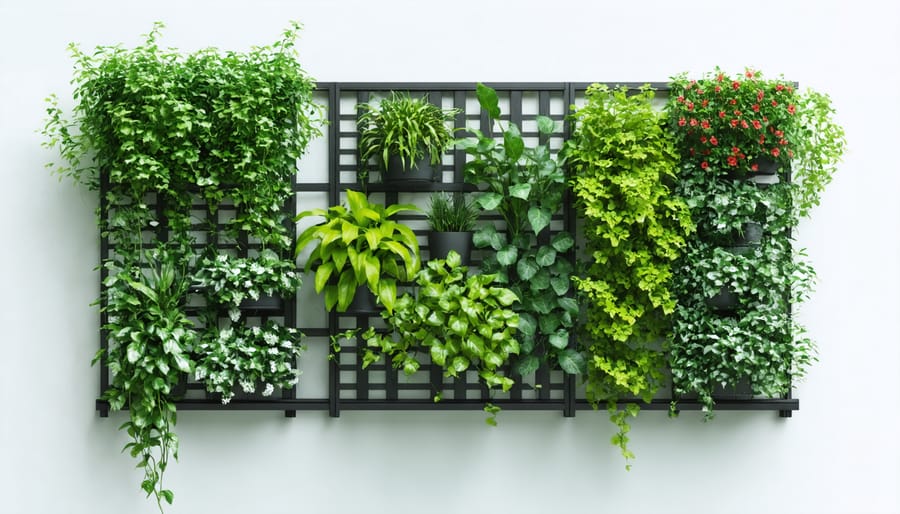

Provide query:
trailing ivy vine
left=43, top=22, right=321, bottom=511
left=564, top=85, right=693, bottom=467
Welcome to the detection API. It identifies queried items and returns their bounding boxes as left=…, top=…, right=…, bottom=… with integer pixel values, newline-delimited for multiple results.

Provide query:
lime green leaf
left=537, top=115, right=556, bottom=134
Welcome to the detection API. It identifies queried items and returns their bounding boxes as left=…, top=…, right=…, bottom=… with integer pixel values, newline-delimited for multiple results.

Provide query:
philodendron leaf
left=509, top=183, right=532, bottom=200
left=476, top=83, right=501, bottom=119
left=492, top=288, right=519, bottom=307
left=518, top=312, right=536, bottom=336
left=549, top=329, right=569, bottom=349
left=504, top=124, right=525, bottom=161
left=550, top=274, right=570, bottom=296
left=476, top=192, right=503, bottom=211
left=536, top=115, right=556, bottom=135
left=536, top=246, right=557, bottom=267
left=558, top=297, right=579, bottom=316
left=517, top=257, right=539, bottom=281
left=551, top=232, right=575, bottom=253
left=515, top=355, right=541, bottom=377
left=527, top=207, right=552, bottom=235
left=558, top=349, right=587, bottom=375
left=497, top=245, right=518, bottom=266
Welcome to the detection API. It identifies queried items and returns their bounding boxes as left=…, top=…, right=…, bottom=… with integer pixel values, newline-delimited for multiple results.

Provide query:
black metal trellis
left=96, top=82, right=799, bottom=419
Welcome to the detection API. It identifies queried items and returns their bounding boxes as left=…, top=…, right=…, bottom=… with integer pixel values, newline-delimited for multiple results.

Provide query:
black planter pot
left=384, top=154, right=436, bottom=183
left=736, top=222, right=763, bottom=245
left=706, top=286, right=739, bottom=312
left=239, top=294, right=284, bottom=313
left=428, top=231, right=473, bottom=265
left=751, top=156, right=779, bottom=176
left=346, top=285, right=380, bottom=314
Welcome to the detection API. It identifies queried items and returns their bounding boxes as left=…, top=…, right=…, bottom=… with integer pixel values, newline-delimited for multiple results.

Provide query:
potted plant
left=425, top=192, right=479, bottom=265
left=193, top=249, right=302, bottom=314
left=361, top=251, right=520, bottom=425
left=457, top=83, right=581, bottom=379
left=564, top=84, right=694, bottom=467
left=294, top=189, right=421, bottom=313
left=194, top=320, right=305, bottom=404
left=358, top=91, right=460, bottom=183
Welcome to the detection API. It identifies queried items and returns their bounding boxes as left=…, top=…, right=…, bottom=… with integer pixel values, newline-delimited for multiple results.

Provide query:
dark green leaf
left=558, top=297, right=579, bottom=316
left=476, top=83, right=501, bottom=119
left=527, top=207, right=552, bottom=235
left=518, top=312, right=536, bottom=336
left=551, top=232, right=574, bottom=253
left=509, top=183, right=532, bottom=200
left=517, top=257, right=539, bottom=281
left=550, top=275, right=570, bottom=296
left=504, top=124, right=524, bottom=161
left=558, top=349, right=587, bottom=374
left=549, top=329, right=569, bottom=349
left=497, top=245, right=518, bottom=266
left=536, top=246, right=557, bottom=267
left=537, top=115, right=556, bottom=134
left=515, top=355, right=541, bottom=376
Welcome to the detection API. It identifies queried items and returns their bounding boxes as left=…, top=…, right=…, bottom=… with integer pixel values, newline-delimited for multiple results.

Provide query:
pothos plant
left=361, top=251, right=520, bottom=425
left=95, top=248, right=194, bottom=510
left=667, top=67, right=831, bottom=417
left=193, top=249, right=303, bottom=311
left=457, top=83, right=583, bottom=379
left=564, top=84, right=694, bottom=468
left=43, top=22, right=321, bottom=511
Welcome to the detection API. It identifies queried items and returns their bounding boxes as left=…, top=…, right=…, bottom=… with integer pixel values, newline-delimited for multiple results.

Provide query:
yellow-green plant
left=564, top=84, right=693, bottom=468
left=294, top=190, right=420, bottom=313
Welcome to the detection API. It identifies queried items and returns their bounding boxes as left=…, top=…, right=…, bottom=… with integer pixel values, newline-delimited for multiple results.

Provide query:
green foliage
left=295, top=189, right=421, bottom=313
left=792, top=89, right=846, bottom=217
left=358, top=91, right=460, bottom=171
left=97, top=248, right=195, bottom=512
left=42, top=21, right=323, bottom=252
left=668, top=67, right=826, bottom=417
left=426, top=192, right=479, bottom=232
left=45, top=23, right=321, bottom=510
left=564, top=84, right=693, bottom=464
left=458, top=83, right=578, bottom=376
left=194, top=249, right=302, bottom=308
left=194, top=321, right=305, bottom=404
left=362, top=251, right=520, bottom=422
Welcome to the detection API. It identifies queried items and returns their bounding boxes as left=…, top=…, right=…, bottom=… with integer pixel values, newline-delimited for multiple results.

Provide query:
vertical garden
left=43, top=24, right=845, bottom=511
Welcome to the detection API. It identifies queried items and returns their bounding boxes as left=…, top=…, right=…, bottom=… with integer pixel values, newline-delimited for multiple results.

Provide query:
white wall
left=2, top=1, right=898, bottom=512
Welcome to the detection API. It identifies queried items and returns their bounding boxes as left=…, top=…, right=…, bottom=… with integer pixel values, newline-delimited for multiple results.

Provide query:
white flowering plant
left=193, top=248, right=301, bottom=308
left=194, top=321, right=305, bottom=404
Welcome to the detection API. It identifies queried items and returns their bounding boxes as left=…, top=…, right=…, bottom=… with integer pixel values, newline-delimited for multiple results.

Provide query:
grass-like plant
left=358, top=92, right=459, bottom=171
left=426, top=192, right=479, bottom=232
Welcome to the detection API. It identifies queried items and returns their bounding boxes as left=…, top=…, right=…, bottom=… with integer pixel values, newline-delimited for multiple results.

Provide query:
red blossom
left=697, top=89, right=704, bottom=95
left=752, top=120, right=762, bottom=130
left=710, top=136, right=718, bottom=146
left=776, top=84, right=785, bottom=91
left=701, top=161, right=709, bottom=169
left=779, top=139, right=788, bottom=146
left=678, top=117, right=687, bottom=127
left=719, top=111, right=727, bottom=118
left=745, top=70, right=754, bottom=78
left=732, top=81, right=741, bottom=90
left=787, top=104, right=796, bottom=114
left=752, top=103, right=760, bottom=112
left=702, top=99, right=709, bottom=107
left=771, top=100, right=778, bottom=107
left=730, top=119, right=739, bottom=128
left=734, top=109, right=742, bottom=116
left=741, top=120, right=749, bottom=129
left=714, top=85, right=722, bottom=93
left=717, top=73, right=725, bottom=82
left=751, top=163, right=759, bottom=172
left=677, top=96, right=685, bottom=103
left=771, top=148, right=781, bottom=157
left=788, top=149, right=794, bottom=158
left=730, top=99, right=737, bottom=105
left=732, top=146, right=741, bottom=155
left=757, top=90, right=764, bottom=101
left=759, top=135, right=766, bottom=144
left=775, top=130, right=784, bottom=137
left=687, top=101, right=695, bottom=111
left=727, top=156, right=738, bottom=166
left=689, top=118, right=698, bottom=127
left=701, top=120, right=710, bottom=129
left=700, top=135, right=708, bottom=143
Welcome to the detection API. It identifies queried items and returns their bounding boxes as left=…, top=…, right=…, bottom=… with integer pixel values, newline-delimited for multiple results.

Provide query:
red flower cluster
left=669, top=68, right=800, bottom=174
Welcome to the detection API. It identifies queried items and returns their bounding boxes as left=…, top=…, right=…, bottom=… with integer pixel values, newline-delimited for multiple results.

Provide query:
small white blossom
left=263, top=383, right=274, bottom=396
left=228, top=308, right=241, bottom=322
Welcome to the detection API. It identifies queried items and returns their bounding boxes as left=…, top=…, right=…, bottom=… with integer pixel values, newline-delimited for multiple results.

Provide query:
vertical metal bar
left=284, top=173, right=298, bottom=418
left=453, top=90, right=467, bottom=184
left=328, top=84, right=341, bottom=418
left=563, top=82, right=577, bottom=418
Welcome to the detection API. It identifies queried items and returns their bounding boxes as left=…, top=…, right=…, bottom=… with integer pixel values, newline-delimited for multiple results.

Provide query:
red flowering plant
left=667, top=68, right=799, bottom=176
